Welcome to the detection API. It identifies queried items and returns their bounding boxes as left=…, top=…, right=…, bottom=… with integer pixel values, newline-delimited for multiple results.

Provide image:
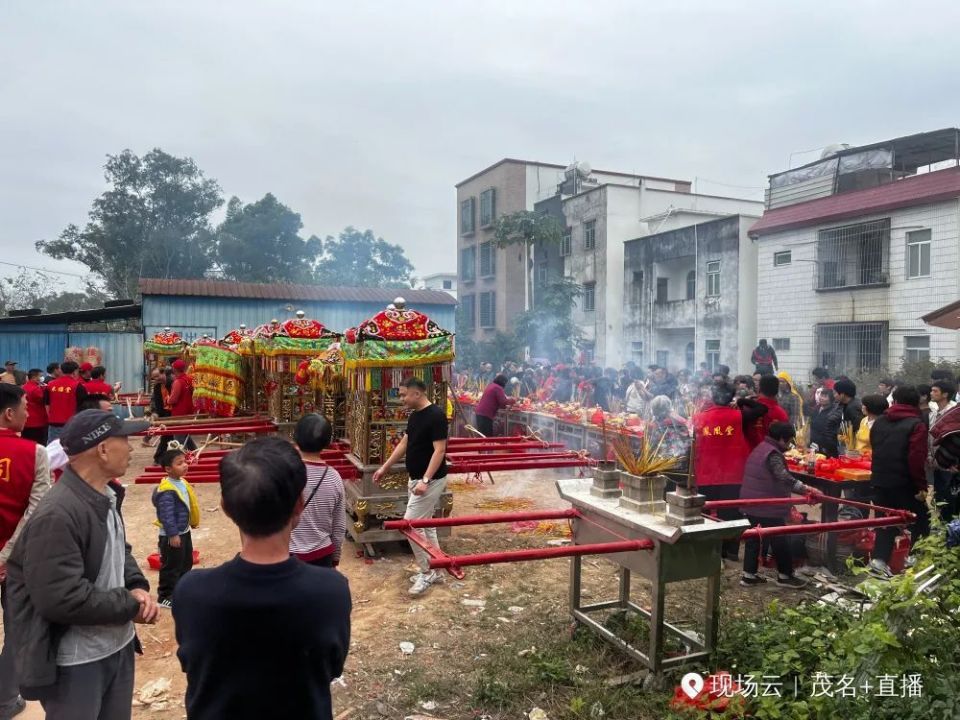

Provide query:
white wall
left=525, top=164, right=565, bottom=207
left=755, top=199, right=960, bottom=379
left=737, top=218, right=760, bottom=371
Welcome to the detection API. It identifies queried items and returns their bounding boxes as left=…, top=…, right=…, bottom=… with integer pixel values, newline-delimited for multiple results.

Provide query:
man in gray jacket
left=7, top=409, right=158, bottom=719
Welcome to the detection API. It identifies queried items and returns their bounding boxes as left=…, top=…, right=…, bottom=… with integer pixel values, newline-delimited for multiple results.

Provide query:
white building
left=419, top=273, right=457, bottom=299
left=552, top=177, right=762, bottom=367
left=750, top=128, right=960, bottom=379
left=622, top=214, right=760, bottom=374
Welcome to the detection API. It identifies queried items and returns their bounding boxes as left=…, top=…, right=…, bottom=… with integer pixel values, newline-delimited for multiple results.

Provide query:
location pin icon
left=681, top=672, right=705, bottom=699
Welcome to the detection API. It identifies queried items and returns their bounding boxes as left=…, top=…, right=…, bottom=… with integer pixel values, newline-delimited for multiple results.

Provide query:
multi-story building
left=750, top=128, right=960, bottom=379
left=455, top=159, right=684, bottom=346
left=622, top=214, right=760, bottom=373
left=549, top=178, right=762, bottom=367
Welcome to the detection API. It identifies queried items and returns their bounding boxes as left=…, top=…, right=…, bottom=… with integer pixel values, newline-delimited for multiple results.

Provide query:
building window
left=705, top=261, right=721, bottom=297
left=560, top=229, right=572, bottom=257
left=460, top=294, right=475, bottom=331
left=705, top=339, right=720, bottom=372
left=656, top=277, right=668, bottom=304
left=479, top=242, right=496, bottom=277
left=480, top=188, right=496, bottom=228
left=772, top=338, right=791, bottom=351
left=584, top=220, right=596, bottom=250
left=685, top=342, right=695, bottom=370
left=816, top=219, right=889, bottom=290
left=583, top=282, right=596, bottom=312
left=632, top=271, right=644, bottom=305
left=537, top=262, right=548, bottom=285
left=581, top=342, right=595, bottom=363
left=656, top=350, right=669, bottom=368
left=460, top=198, right=476, bottom=236
left=686, top=270, right=696, bottom=300
left=442, top=279, right=453, bottom=290
left=460, top=247, right=476, bottom=282
left=479, top=292, right=496, bottom=328
left=630, top=341, right=643, bottom=359
left=906, top=229, right=931, bottom=279
left=774, top=251, right=792, bottom=267
left=816, top=322, right=887, bottom=375
left=904, top=335, right=930, bottom=363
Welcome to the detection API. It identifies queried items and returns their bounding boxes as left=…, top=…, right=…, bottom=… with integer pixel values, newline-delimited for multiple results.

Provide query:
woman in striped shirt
left=289, top=414, right=346, bottom=567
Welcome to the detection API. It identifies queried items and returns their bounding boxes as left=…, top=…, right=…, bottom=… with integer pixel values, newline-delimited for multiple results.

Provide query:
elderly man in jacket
left=6, top=409, right=157, bottom=719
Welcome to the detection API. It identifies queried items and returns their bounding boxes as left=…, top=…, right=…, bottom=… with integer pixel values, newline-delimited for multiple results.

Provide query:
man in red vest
left=81, top=365, right=116, bottom=399
left=44, top=361, right=87, bottom=444
left=21, top=369, right=49, bottom=446
left=694, top=382, right=765, bottom=561
left=78, top=362, right=93, bottom=383
left=0, top=383, right=53, bottom=718
left=745, top=375, right=789, bottom=448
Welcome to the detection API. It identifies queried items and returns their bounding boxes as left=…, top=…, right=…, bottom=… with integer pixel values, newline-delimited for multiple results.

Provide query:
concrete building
left=622, top=215, right=760, bottom=374
left=750, top=128, right=960, bottom=379
left=419, top=272, right=457, bottom=299
left=455, top=159, right=686, bottom=345
left=551, top=179, right=762, bottom=367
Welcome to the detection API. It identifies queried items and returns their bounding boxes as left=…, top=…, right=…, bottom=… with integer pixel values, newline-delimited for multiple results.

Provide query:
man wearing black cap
left=6, top=409, right=158, bottom=718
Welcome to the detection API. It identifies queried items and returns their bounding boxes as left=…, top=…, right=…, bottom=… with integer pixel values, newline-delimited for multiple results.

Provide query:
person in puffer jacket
left=151, top=448, right=200, bottom=609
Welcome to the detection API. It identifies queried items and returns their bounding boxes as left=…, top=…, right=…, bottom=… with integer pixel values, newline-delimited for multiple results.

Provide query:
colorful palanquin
left=343, top=300, right=453, bottom=465
left=341, top=299, right=455, bottom=544
left=188, top=336, right=245, bottom=418
left=143, top=329, right=187, bottom=368
left=294, top=343, right=347, bottom=439
left=239, top=314, right=343, bottom=424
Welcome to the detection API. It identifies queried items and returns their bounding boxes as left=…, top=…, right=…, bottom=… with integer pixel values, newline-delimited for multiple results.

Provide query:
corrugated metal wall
left=143, top=296, right=456, bottom=342
left=0, top=329, right=69, bottom=372
left=68, top=332, right=144, bottom=393
left=0, top=329, right=144, bottom=392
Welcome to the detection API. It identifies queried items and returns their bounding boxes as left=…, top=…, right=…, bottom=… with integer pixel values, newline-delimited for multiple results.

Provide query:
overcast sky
left=2, top=1, right=958, bottom=291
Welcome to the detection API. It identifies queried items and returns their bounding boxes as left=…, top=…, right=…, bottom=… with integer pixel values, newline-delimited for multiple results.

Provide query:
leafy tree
left=0, top=269, right=107, bottom=314
left=494, top=210, right=564, bottom=311
left=37, top=149, right=222, bottom=298
left=214, top=194, right=322, bottom=284
left=314, top=227, right=414, bottom=288
left=513, top=279, right=582, bottom=362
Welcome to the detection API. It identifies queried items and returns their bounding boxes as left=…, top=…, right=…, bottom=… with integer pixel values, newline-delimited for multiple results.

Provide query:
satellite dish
left=576, top=161, right=592, bottom=177
left=820, top=143, right=851, bottom=160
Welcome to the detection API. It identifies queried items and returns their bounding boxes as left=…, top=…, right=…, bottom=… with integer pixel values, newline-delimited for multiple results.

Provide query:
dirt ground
left=5, top=445, right=812, bottom=720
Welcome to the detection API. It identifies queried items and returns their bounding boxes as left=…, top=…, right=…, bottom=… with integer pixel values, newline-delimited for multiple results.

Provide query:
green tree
left=494, top=210, right=564, bottom=311
left=314, top=227, right=414, bottom=288
left=0, top=269, right=106, bottom=314
left=513, top=278, right=582, bottom=362
left=37, top=149, right=222, bottom=299
left=214, top=194, right=323, bottom=284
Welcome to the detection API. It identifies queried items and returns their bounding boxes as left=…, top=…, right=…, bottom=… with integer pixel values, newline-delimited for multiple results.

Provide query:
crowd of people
left=1, top=343, right=959, bottom=718
left=466, top=350, right=960, bottom=585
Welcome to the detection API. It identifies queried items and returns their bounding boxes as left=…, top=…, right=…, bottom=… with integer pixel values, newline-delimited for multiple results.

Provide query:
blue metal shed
left=139, top=278, right=457, bottom=343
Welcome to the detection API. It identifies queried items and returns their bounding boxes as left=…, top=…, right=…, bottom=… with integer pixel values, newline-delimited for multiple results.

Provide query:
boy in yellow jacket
left=152, top=447, right=201, bottom=609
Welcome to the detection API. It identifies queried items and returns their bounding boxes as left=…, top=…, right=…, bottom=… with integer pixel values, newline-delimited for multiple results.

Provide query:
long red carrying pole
left=740, top=515, right=908, bottom=539
left=426, top=539, right=654, bottom=570
left=385, top=509, right=579, bottom=530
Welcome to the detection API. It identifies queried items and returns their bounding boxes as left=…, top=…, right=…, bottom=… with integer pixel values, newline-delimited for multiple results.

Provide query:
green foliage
left=0, top=270, right=106, bottom=315
left=494, top=210, right=564, bottom=250
left=713, top=527, right=960, bottom=719
left=314, top=226, right=414, bottom=288
left=514, top=278, right=582, bottom=361
left=852, top=358, right=960, bottom=393
left=37, top=148, right=222, bottom=298
left=214, top=194, right=322, bottom=284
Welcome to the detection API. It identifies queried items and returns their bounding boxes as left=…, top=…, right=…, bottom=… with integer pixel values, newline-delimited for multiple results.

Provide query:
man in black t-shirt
left=173, top=437, right=351, bottom=720
left=373, top=377, right=449, bottom=595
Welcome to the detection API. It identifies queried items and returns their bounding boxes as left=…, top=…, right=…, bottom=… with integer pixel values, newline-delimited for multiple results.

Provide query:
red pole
left=740, top=515, right=908, bottom=539
left=704, top=494, right=915, bottom=520
left=427, top=539, right=655, bottom=570
left=385, top=509, right=579, bottom=530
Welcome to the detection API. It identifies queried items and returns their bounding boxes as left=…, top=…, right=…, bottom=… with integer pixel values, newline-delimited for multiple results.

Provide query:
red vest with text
left=82, top=380, right=113, bottom=396
left=23, top=381, right=48, bottom=428
left=169, top=374, right=195, bottom=416
left=693, top=404, right=750, bottom=487
left=0, top=428, right=37, bottom=551
left=47, top=376, right=81, bottom=425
